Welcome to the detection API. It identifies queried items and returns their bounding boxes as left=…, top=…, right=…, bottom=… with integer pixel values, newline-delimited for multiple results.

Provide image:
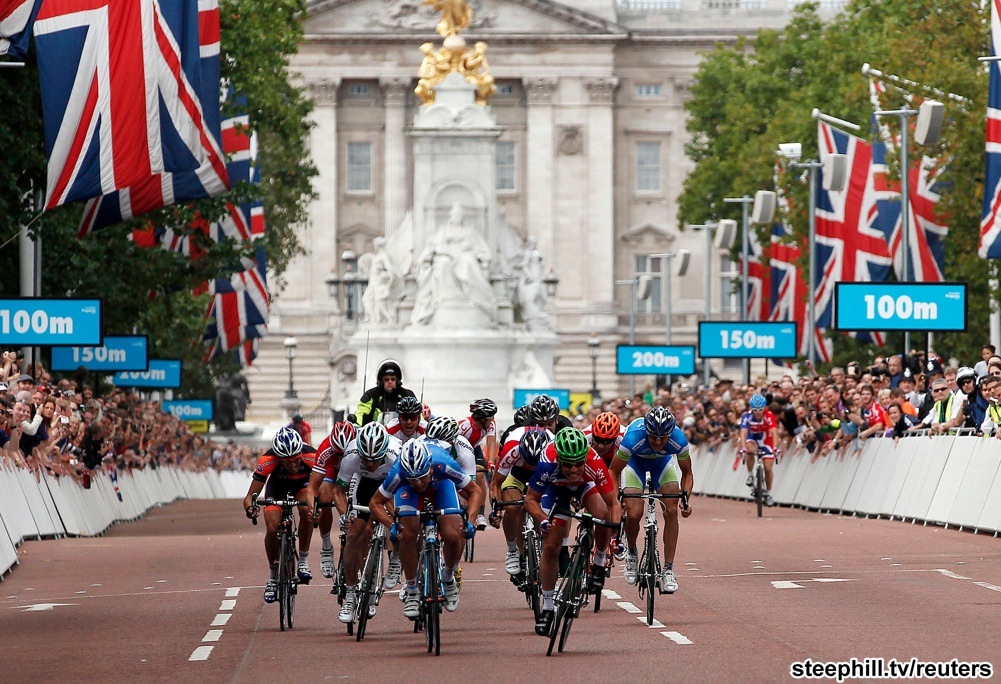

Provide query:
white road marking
left=890, top=563, right=902, bottom=566
left=76, top=591, right=87, bottom=594
left=974, top=581, right=1001, bottom=592
left=211, top=613, right=231, bottom=626
left=814, top=559, right=826, bottom=562
left=752, top=560, right=762, bottom=563
left=219, top=600, right=236, bottom=611
left=686, top=568, right=699, bottom=571
left=772, top=578, right=854, bottom=589
left=696, top=570, right=849, bottom=579
left=15, top=602, right=77, bottom=611
left=601, top=589, right=621, bottom=600
left=661, top=631, right=693, bottom=645
left=225, top=576, right=234, bottom=579
left=820, top=565, right=832, bottom=569
left=685, top=562, right=697, bottom=565
left=225, top=588, right=240, bottom=597
left=771, top=581, right=804, bottom=589
left=482, top=573, right=493, bottom=577
left=91, top=584, right=102, bottom=587
left=753, top=566, right=764, bottom=570
left=202, top=630, right=223, bottom=643
left=881, top=557, right=891, bottom=561
left=211, top=583, right=221, bottom=586
left=934, top=569, right=971, bottom=580
left=156, top=580, right=167, bottom=584
left=189, top=646, right=213, bottom=661
left=616, top=602, right=642, bottom=614
left=638, top=617, right=665, bottom=628
left=143, top=586, right=154, bottom=590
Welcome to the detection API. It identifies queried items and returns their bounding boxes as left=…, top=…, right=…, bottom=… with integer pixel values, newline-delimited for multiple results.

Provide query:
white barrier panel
left=773, top=447, right=810, bottom=505
left=855, top=438, right=897, bottom=516
left=950, top=439, right=1001, bottom=529
left=219, top=471, right=253, bottom=499
left=0, top=513, right=19, bottom=575
left=819, top=449, right=860, bottom=512
left=877, top=441, right=917, bottom=518
left=0, top=465, right=40, bottom=543
left=977, top=440, right=1001, bottom=531
left=799, top=445, right=838, bottom=510
left=899, top=436, right=951, bottom=521
left=926, top=436, right=977, bottom=524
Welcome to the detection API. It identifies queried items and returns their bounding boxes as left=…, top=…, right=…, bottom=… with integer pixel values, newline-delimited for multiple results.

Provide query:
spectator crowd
left=0, top=351, right=258, bottom=487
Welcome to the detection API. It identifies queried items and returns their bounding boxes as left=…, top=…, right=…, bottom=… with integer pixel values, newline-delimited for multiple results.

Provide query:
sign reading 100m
left=698, top=322, right=798, bottom=359
left=834, top=283, right=967, bottom=332
left=0, top=298, right=102, bottom=345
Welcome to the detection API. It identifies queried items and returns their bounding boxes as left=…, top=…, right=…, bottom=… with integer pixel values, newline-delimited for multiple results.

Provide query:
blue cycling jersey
left=616, top=417, right=689, bottom=461
left=378, top=443, right=472, bottom=498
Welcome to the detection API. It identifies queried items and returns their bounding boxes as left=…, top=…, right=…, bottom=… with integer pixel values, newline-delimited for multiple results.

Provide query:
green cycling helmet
left=554, top=427, right=589, bottom=465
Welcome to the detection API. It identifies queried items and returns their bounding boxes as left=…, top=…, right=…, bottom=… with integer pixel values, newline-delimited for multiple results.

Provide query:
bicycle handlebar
left=621, top=489, right=691, bottom=510
left=550, top=507, right=619, bottom=530
left=494, top=498, right=526, bottom=508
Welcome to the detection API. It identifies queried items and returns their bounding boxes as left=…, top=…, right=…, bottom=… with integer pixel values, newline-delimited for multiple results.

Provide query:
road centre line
left=189, top=646, right=213, bottom=662
left=211, top=613, right=231, bottom=626
left=973, top=581, right=1001, bottom=592
left=202, top=630, right=223, bottom=642
left=661, top=631, right=694, bottom=645
left=225, top=588, right=240, bottom=597
left=220, top=600, right=236, bottom=611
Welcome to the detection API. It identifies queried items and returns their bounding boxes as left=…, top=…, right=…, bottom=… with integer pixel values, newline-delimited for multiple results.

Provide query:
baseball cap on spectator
left=15, top=373, right=34, bottom=385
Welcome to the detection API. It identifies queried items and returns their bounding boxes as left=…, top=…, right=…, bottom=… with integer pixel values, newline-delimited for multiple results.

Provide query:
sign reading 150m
left=834, top=282, right=967, bottom=332
left=50, top=336, right=149, bottom=372
left=0, top=298, right=102, bottom=345
left=616, top=345, right=696, bottom=375
left=698, top=322, right=798, bottom=359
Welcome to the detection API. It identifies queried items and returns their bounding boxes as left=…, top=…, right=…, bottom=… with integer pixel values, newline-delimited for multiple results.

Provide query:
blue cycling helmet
left=749, top=393, right=768, bottom=410
left=643, top=406, right=677, bottom=437
left=399, top=440, right=432, bottom=478
left=272, top=426, right=304, bottom=459
left=518, top=428, right=550, bottom=467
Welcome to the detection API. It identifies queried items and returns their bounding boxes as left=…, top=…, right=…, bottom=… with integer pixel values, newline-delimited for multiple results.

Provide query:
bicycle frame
left=251, top=493, right=301, bottom=631
left=354, top=504, right=386, bottom=641
left=412, top=501, right=449, bottom=656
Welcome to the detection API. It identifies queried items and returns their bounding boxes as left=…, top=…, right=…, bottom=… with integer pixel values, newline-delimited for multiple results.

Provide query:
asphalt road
left=2, top=496, right=1000, bottom=683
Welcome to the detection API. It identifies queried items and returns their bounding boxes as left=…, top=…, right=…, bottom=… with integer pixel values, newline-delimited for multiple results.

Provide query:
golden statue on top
left=416, top=0, right=495, bottom=106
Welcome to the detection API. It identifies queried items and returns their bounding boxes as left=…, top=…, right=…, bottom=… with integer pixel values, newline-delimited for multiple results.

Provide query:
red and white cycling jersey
left=385, top=416, right=427, bottom=444
left=458, top=415, right=495, bottom=450
left=496, top=427, right=554, bottom=476
left=311, top=435, right=345, bottom=481
left=254, top=445, right=319, bottom=483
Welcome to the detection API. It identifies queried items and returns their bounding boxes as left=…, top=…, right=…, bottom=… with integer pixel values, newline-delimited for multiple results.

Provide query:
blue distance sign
left=834, top=282, right=967, bottom=332
left=513, top=388, right=571, bottom=410
left=698, top=321, right=798, bottom=359
left=163, top=400, right=213, bottom=421
left=51, top=335, right=149, bottom=372
left=112, top=360, right=182, bottom=388
left=0, top=298, right=102, bottom=346
left=616, top=345, right=696, bottom=375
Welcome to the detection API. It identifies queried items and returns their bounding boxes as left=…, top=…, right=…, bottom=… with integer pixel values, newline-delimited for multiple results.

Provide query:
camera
left=67, top=445, right=83, bottom=457
left=777, top=142, right=802, bottom=161
left=60, top=416, right=70, bottom=424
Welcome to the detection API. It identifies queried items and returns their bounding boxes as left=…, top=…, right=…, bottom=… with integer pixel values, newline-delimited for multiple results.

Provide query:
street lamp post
left=282, top=336, right=301, bottom=417
left=325, top=249, right=369, bottom=324
left=588, top=334, right=600, bottom=401
left=648, top=251, right=690, bottom=388
left=723, top=195, right=754, bottom=384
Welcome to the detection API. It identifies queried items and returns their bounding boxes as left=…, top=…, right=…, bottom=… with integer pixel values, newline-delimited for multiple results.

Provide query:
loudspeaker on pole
left=822, top=153, right=847, bottom=192
left=715, top=219, right=737, bottom=249
left=751, top=190, right=776, bottom=224
left=915, top=100, right=943, bottom=146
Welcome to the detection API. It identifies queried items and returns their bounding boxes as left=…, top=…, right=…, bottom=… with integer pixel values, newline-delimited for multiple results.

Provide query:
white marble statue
left=411, top=202, right=496, bottom=325
left=360, top=237, right=405, bottom=324
left=512, top=236, right=550, bottom=330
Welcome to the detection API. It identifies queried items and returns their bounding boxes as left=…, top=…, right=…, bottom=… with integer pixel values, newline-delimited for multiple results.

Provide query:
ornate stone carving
left=380, top=77, right=411, bottom=106
left=584, top=77, right=619, bottom=105
left=370, top=0, right=496, bottom=31
left=524, top=78, right=558, bottom=105
left=306, top=78, right=341, bottom=107
left=556, top=125, right=583, bottom=156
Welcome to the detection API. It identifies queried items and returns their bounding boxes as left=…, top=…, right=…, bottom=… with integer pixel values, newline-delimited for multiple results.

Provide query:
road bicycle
left=251, top=492, right=301, bottom=631
left=315, top=500, right=353, bottom=634
left=546, top=506, right=618, bottom=656
left=494, top=497, right=543, bottom=623
left=739, top=447, right=774, bottom=517
left=621, top=479, right=689, bottom=626
left=411, top=500, right=450, bottom=656
left=352, top=504, right=387, bottom=641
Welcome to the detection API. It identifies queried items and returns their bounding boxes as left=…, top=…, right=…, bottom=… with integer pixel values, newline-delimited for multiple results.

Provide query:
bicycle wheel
left=466, top=534, right=474, bottom=563
left=546, top=601, right=567, bottom=656
left=524, top=532, right=542, bottom=621
left=356, top=537, right=382, bottom=641
left=425, top=546, right=441, bottom=656
left=277, top=532, right=291, bottom=631
left=755, top=465, right=764, bottom=518
left=645, top=525, right=658, bottom=625
left=557, top=548, right=586, bottom=653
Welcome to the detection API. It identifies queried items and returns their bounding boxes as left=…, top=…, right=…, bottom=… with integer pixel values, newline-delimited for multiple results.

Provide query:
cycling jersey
left=537, top=443, right=613, bottom=497
left=738, top=409, right=778, bottom=449
left=421, top=435, right=476, bottom=477
left=379, top=444, right=471, bottom=516
left=616, top=418, right=690, bottom=462
left=253, top=444, right=319, bottom=483
left=334, top=435, right=402, bottom=488
left=458, top=415, right=495, bottom=450
left=312, top=435, right=346, bottom=481
left=385, top=417, right=427, bottom=443
left=495, top=427, right=554, bottom=477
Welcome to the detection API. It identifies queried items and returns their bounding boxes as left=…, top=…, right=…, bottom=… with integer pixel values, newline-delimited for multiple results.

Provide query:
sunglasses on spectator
left=932, top=387, right=949, bottom=393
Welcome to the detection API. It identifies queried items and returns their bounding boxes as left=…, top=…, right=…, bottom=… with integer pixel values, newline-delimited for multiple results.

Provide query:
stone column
left=305, top=78, right=340, bottom=310
left=524, top=78, right=558, bottom=266
left=584, top=77, right=618, bottom=310
left=381, top=77, right=409, bottom=237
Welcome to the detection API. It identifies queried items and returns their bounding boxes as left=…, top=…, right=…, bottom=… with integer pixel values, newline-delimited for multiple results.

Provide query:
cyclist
left=584, top=411, right=625, bottom=466
left=368, top=440, right=482, bottom=618
left=524, top=427, right=612, bottom=636
left=355, top=359, right=418, bottom=426
left=332, top=422, right=403, bottom=624
left=458, top=398, right=498, bottom=529
left=308, top=420, right=356, bottom=578
left=530, top=394, right=572, bottom=434
left=739, top=393, right=779, bottom=506
left=491, top=427, right=553, bottom=576
left=498, top=405, right=535, bottom=446
left=610, top=406, right=693, bottom=594
left=385, top=395, right=427, bottom=443
left=243, top=426, right=319, bottom=603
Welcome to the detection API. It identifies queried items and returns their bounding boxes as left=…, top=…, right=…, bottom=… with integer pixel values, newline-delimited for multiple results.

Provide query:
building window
left=635, top=83, right=663, bottom=98
left=497, top=83, right=515, bottom=96
left=496, top=141, right=516, bottom=191
left=347, top=142, right=372, bottom=192
left=347, top=83, right=371, bottom=97
left=636, top=141, right=662, bottom=193
left=634, top=255, right=663, bottom=314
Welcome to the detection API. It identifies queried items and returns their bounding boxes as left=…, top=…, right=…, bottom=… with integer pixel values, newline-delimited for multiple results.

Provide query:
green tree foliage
left=680, top=0, right=991, bottom=370
left=0, top=0, right=315, bottom=395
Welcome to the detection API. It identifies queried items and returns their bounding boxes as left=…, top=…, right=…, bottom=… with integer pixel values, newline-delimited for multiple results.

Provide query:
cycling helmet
left=426, top=415, right=459, bottom=443
left=513, top=405, right=533, bottom=427
left=272, top=426, right=303, bottom=459
left=553, top=427, right=589, bottom=465
left=330, top=421, right=356, bottom=453
left=518, top=428, right=550, bottom=467
left=399, top=440, right=432, bottom=478
left=749, top=393, right=768, bottom=410
left=396, top=395, right=423, bottom=416
left=591, top=412, right=621, bottom=441
left=531, top=395, right=560, bottom=424
left=643, top=406, right=677, bottom=437
left=469, top=398, right=498, bottom=419
left=357, top=422, right=390, bottom=462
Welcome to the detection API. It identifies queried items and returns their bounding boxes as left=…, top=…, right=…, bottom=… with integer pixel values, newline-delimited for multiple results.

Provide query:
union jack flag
left=76, top=0, right=228, bottom=235
left=34, top=0, right=227, bottom=211
left=741, top=226, right=770, bottom=322
left=767, top=224, right=831, bottom=363
left=982, top=0, right=1001, bottom=258
left=814, top=121, right=892, bottom=341
left=0, top=0, right=41, bottom=59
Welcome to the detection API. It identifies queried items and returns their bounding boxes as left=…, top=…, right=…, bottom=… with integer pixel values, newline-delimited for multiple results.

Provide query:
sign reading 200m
left=834, top=282, right=967, bottom=332
left=0, top=298, right=102, bottom=346
left=616, top=345, right=696, bottom=375
left=112, top=360, right=182, bottom=388
left=698, top=322, right=798, bottom=359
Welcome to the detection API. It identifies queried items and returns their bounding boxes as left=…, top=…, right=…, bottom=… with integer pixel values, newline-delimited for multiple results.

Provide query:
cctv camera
left=777, top=142, right=802, bottom=162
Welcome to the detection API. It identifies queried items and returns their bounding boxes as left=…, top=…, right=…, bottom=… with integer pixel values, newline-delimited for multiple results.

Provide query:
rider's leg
left=763, top=455, right=776, bottom=491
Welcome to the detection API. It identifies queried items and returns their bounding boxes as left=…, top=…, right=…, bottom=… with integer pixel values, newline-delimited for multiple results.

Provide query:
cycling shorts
left=474, top=445, right=487, bottom=473
left=394, top=479, right=463, bottom=517
left=622, top=455, right=679, bottom=491
left=540, top=482, right=597, bottom=529
left=264, top=477, right=309, bottom=508
left=352, top=478, right=382, bottom=521
left=501, top=465, right=534, bottom=493
left=743, top=441, right=776, bottom=459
